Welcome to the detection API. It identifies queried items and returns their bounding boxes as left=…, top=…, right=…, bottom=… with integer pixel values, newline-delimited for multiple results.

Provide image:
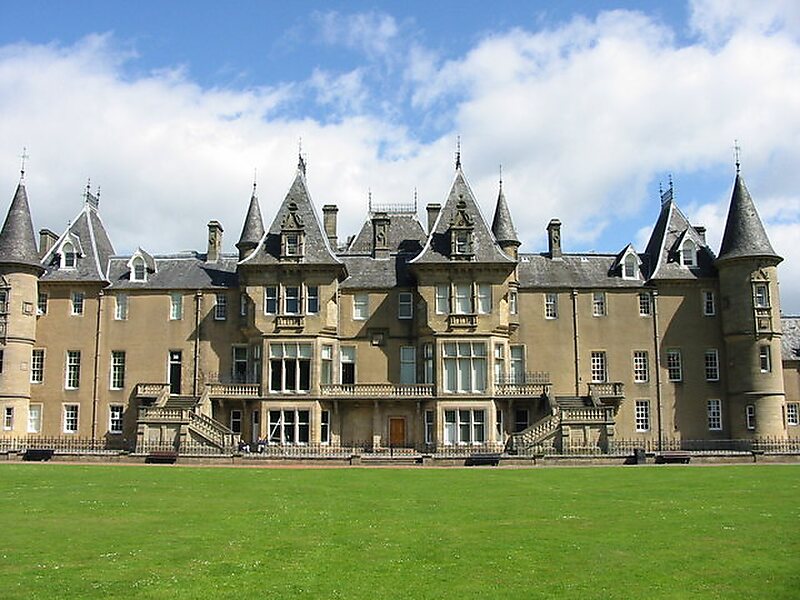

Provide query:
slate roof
left=339, top=255, right=416, bottom=289
left=41, top=201, right=116, bottom=283
left=411, top=168, right=515, bottom=265
left=239, top=168, right=342, bottom=268
left=782, top=317, right=800, bottom=362
left=518, top=253, right=647, bottom=289
left=107, top=252, right=238, bottom=289
left=491, top=182, right=519, bottom=246
left=642, top=194, right=715, bottom=280
left=237, top=188, right=265, bottom=252
left=0, top=181, right=43, bottom=271
left=717, top=173, right=781, bottom=263
left=345, top=213, right=427, bottom=255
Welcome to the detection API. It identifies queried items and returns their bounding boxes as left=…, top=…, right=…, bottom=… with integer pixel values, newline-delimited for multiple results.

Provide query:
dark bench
left=23, top=448, right=54, bottom=461
left=466, top=453, right=502, bottom=466
left=655, top=451, right=691, bottom=464
left=146, top=450, right=178, bottom=464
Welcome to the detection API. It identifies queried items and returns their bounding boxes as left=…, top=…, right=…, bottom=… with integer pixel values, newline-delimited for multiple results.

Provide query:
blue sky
left=1, top=0, right=799, bottom=311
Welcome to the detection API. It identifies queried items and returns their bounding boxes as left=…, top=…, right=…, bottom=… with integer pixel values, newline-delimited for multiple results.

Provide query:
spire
left=717, top=171, right=781, bottom=263
left=0, top=180, right=44, bottom=271
left=491, top=173, right=520, bottom=247
left=236, top=185, right=265, bottom=255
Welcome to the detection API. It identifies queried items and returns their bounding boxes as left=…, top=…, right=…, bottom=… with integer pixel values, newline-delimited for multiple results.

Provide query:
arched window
left=623, top=254, right=637, bottom=279
left=681, top=240, right=696, bottom=267
left=62, top=242, right=76, bottom=269
left=132, top=256, right=146, bottom=282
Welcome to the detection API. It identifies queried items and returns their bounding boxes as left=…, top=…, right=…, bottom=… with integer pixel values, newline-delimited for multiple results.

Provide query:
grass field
left=0, top=464, right=798, bottom=599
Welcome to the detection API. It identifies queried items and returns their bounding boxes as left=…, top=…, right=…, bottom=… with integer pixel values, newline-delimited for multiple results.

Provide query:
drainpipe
left=193, top=290, right=202, bottom=398
left=571, top=289, right=580, bottom=396
left=651, top=290, right=664, bottom=451
left=91, top=289, right=104, bottom=439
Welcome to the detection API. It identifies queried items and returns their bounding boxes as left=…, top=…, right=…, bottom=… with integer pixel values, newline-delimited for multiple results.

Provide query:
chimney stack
left=323, top=205, right=338, bottom=249
left=695, top=226, right=707, bottom=246
left=39, top=228, right=58, bottom=258
left=372, top=212, right=390, bottom=260
left=426, top=203, right=441, bottom=234
left=207, top=221, right=223, bottom=262
left=547, top=219, right=562, bottom=259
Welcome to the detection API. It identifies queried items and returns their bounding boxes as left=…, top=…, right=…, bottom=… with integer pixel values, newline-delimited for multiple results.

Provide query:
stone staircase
left=506, top=412, right=562, bottom=453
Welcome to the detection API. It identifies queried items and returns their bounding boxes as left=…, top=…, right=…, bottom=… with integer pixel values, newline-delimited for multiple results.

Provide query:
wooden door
left=389, top=417, right=406, bottom=447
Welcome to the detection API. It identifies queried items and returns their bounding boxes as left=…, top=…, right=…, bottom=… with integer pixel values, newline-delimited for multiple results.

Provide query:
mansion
left=0, top=153, right=798, bottom=456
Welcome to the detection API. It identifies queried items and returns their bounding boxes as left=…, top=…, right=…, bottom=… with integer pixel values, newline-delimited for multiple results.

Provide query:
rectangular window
left=398, top=291, right=413, bottom=319
left=754, top=283, right=770, bottom=308
left=703, top=290, right=716, bottom=316
left=638, top=293, right=651, bottom=316
left=269, top=343, right=312, bottom=392
left=307, top=285, right=319, bottom=314
left=704, top=349, right=719, bottom=382
left=31, top=349, right=45, bottom=383
left=230, top=409, right=242, bottom=434
left=284, top=286, right=301, bottom=315
left=66, top=350, right=81, bottom=389
left=592, top=292, right=606, bottom=317
left=424, top=410, right=434, bottom=444
left=252, top=344, right=262, bottom=384
left=28, top=404, right=42, bottom=433
left=635, top=400, right=650, bottom=432
left=115, top=293, right=128, bottom=320
left=268, top=409, right=310, bottom=444
left=666, top=349, right=682, bottom=382
left=476, top=284, right=491, bottom=314
left=214, top=293, right=227, bottom=320
left=510, top=346, right=525, bottom=384
left=3, top=406, right=13, bottom=430
left=321, top=410, right=330, bottom=444
left=63, top=404, right=79, bottom=433
left=514, top=409, right=529, bottom=433
left=435, top=285, right=449, bottom=315
left=232, top=346, right=248, bottom=383
left=353, top=293, right=368, bottom=320
left=168, top=350, right=182, bottom=394
left=340, top=346, right=356, bottom=385
left=509, top=289, right=518, bottom=315
left=110, top=351, right=126, bottom=390
left=745, top=404, right=756, bottom=431
left=400, top=346, right=416, bottom=384
left=37, top=292, right=48, bottom=316
left=442, top=341, right=487, bottom=393
left=494, top=344, right=505, bottom=385
left=707, top=399, right=722, bottom=431
left=759, top=346, right=771, bottom=373
left=0, top=290, right=6, bottom=314
left=265, top=286, right=278, bottom=314
left=633, top=351, right=649, bottom=383
left=787, top=403, right=799, bottom=426
left=285, top=233, right=301, bottom=256
left=71, top=291, right=85, bottom=316
left=496, top=409, right=504, bottom=439
left=545, top=293, right=558, bottom=319
left=239, top=293, right=248, bottom=317
left=423, top=343, right=434, bottom=384
left=591, top=351, right=607, bottom=383
left=109, top=405, right=124, bottom=434
left=320, top=345, right=333, bottom=385
left=454, top=284, right=471, bottom=314
left=170, top=293, right=182, bottom=320
left=0, top=349, right=3, bottom=373
left=443, top=409, right=486, bottom=444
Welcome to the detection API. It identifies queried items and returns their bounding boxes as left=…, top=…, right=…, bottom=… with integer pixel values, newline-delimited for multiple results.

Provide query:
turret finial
left=19, top=147, right=29, bottom=181
left=455, top=136, right=461, bottom=170
left=734, top=139, right=741, bottom=174
left=499, top=164, right=503, bottom=189
left=298, top=138, right=306, bottom=175
left=253, top=168, right=258, bottom=194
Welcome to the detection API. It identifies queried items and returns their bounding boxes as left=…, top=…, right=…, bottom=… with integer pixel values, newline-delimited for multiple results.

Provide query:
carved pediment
left=450, top=199, right=474, bottom=229
left=280, top=202, right=305, bottom=231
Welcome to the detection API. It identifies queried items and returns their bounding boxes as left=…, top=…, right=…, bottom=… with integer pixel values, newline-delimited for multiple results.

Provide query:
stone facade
left=0, top=157, right=798, bottom=453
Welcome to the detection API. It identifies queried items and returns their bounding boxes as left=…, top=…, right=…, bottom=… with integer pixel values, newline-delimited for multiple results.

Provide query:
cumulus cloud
left=0, top=4, right=799, bottom=311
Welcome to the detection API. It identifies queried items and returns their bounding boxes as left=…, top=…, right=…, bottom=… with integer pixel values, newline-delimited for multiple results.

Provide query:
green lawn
left=0, top=464, right=798, bottom=599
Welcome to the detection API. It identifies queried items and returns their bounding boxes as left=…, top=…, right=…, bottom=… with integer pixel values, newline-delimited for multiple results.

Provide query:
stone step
left=555, top=396, right=590, bottom=409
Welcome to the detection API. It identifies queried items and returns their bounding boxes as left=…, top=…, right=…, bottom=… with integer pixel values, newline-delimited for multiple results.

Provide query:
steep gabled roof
left=411, top=168, right=515, bottom=265
left=239, top=168, right=342, bottom=267
left=107, top=252, right=238, bottom=289
left=518, top=253, right=646, bottom=289
left=0, top=181, right=43, bottom=271
left=236, top=186, right=265, bottom=254
left=41, top=198, right=115, bottom=283
left=642, top=194, right=715, bottom=280
left=345, top=213, right=427, bottom=256
left=717, top=173, right=781, bottom=264
left=491, top=181, right=519, bottom=246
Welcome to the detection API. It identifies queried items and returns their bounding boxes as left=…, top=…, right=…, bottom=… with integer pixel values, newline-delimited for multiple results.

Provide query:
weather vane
left=20, top=147, right=29, bottom=179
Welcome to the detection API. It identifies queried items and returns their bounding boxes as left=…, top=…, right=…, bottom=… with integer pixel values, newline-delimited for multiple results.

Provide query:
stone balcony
left=275, top=315, right=305, bottom=330
left=447, top=313, right=477, bottom=329
left=320, top=383, right=435, bottom=398
left=205, top=383, right=261, bottom=397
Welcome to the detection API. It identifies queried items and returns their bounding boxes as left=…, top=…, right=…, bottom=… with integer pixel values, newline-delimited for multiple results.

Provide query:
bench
left=466, top=453, right=502, bottom=467
left=145, top=450, right=178, bottom=464
left=23, top=448, right=55, bottom=461
left=655, top=451, right=691, bottom=464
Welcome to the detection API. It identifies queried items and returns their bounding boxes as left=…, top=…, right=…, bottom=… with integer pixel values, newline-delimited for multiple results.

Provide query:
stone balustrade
left=206, top=383, right=261, bottom=397
left=320, top=383, right=435, bottom=397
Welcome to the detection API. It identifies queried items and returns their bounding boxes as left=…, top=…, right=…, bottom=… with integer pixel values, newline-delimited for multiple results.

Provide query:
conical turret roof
left=237, top=187, right=265, bottom=251
left=717, top=173, right=781, bottom=263
left=0, top=181, right=43, bottom=271
left=491, top=182, right=519, bottom=246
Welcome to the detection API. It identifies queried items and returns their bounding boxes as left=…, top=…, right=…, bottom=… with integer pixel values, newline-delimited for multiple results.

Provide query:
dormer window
left=455, top=231, right=470, bottom=254
left=681, top=239, right=697, bottom=267
left=132, top=257, right=146, bottom=282
left=280, top=201, right=305, bottom=260
left=285, top=233, right=302, bottom=256
left=127, top=249, right=155, bottom=282
left=623, top=254, right=638, bottom=279
left=449, top=199, right=474, bottom=260
left=62, top=242, right=76, bottom=269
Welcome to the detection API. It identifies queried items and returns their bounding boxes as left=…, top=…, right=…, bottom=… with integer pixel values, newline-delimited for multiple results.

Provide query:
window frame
left=442, top=341, right=487, bottom=394
left=704, top=349, right=720, bottom=382
left=63, top=403, right=79, bottom=434
left=681, top=239, right=697, bottom=267
left=635, top=400, right=650, bottom=432
left=638, top=292, right=651, bottom=316
left=702, top=290, right=716, bottom=316
left=110, top=350, right=126, bottom=390
left=707, top=399, right=722, bottom=431
left=306, top=285, right=319, bottom=314
left=590, top=351, right=607, bottom=383
left=398, top=291, right=413, bottom=320
left=759, top=346, right=772, bottom=373
left=353, top=293, right=369, bottom=321
left=666, top=349, right=682, bottom=382
left=115, top=293, right=128, bottom=320
left=264, top=285, right=278, bottom=315
left=37, top=292, right=48, bottom=316
left=592, top=291, right=606, bottom=317
left=745, top=404, right=756, bottom=431
left=70, top=291, right=85, bottom=316
left=787, top=403, right=799, bottom=426
left=753, top=283, right=770, bottom=309
left=3, top=406, right=13, bottom=431
left=476, top=284, right=491, bottom=315
left=399, top=346, right=416, bottom=385
left=443, top=408, right=486, bottom=445
left=109, top=404, right=124, bottom=434
left=268, top=343, right=312, bottom=393
left=214, top=293, right=227, bottom=321
left=169, top=292, right=183, bottom=320
left=65, top=350, right=81, bottom=389
left=545, top=292, right=558, bottom=319
left=633, top=350, right=649, bottom=383
left=31, top=348, right=45, bottom=384
left=28, top=403, right=42, bottom=433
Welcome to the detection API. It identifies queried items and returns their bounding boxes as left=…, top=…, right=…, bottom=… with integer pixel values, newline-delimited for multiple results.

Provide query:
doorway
left=389, top=417, right=406, bottom=447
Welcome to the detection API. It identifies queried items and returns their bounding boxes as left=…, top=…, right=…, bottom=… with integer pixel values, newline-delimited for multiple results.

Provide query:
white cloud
left=313, top=11, right=400, bottom=58
left=689, top=0, right=800, bottom=44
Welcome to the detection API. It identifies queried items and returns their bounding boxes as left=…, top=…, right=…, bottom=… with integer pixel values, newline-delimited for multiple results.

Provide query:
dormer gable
left=126, top=248, right=156, bottom=282
left=280, top=201, right=306, bottom=260
left=610, top=244, right=641, bottom=279
left=55, top=234, right=84, bottom=270
left=672, top=230, right=697, bottom=268
left=449, top=199, right=475, bottom=259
